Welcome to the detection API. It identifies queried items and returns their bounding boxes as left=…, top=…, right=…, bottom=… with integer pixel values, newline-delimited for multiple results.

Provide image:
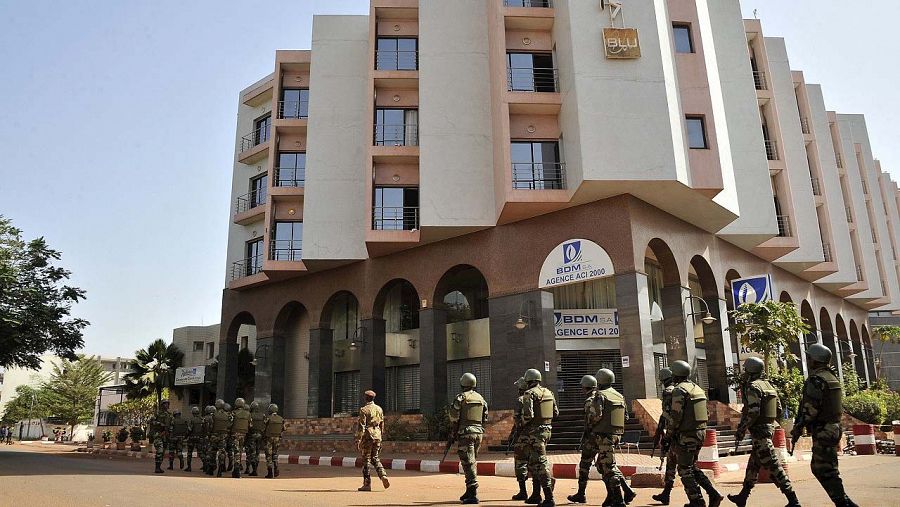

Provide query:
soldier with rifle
left=448, top=373, right=488, bottom=505
left=567, top=375, right=599, bottom=504
left=651, top=368, right=678, bottom=505
left=184, top=406, right=204, bottom=472
left=520, top=368, right=558, bottom=507
left=509, top=376, right=531, bottom=502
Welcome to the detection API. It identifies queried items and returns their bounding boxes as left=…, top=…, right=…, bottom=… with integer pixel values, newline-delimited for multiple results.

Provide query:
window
left=280, top=88, right=309, bottom=119
left=272, top=221, right=303, bottom=261
left=686, top=116, right=708, bottom=149
left=673, top=24, right=694, bottom=53
left=206, top=342, right=215, bottom=360
left=504, top=0, right=552, bottom=6
left=373, top=187, right=420, bottom=230
left=375, top=109, right=418, bottom=146
left=376, top=37, right=417, bottom=70
left=245, top=238, right=263, bottom=276
left=276, top=152, right=306, bottom=187
left=240, top=336, right=249, bottom=351
left=254, top=114, right=271, bottom=145
left=510, top=141, right=564, bottom=189
left=249, top=174, right=267, bottom=208
left=193, top=341, right=204, bottom=352
left=507, top=52, right=556, bottom=92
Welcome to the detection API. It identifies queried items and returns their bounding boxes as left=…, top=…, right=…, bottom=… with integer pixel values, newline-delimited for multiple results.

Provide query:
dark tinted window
left=272, top=222, right=303, bottom=261
left=686, top=116, right=708, bottom=149
left=254, top=115, right=271, bottom=144
left=280, top=88, right=309, bottom=118
left=507, top=52, right=556, bottom=92
left=511, top=141, right=564, bottom=189
left=376, top=38, right=418, bottom=70
left=374, top=187, right=420, bottom=230
left=673, top=24, right=694, bottom=53
left=249, top=174, right=267, bottom=207
left=277, top=152, right=306, bottom=187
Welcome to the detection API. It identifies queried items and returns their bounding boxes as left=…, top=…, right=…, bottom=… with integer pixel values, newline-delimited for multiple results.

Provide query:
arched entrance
left=849, top=319, right=866, bottom=385
left=374, top=279, right=421, bottom=414
left=778, top=292, right=804, bottom=372
left=835, top=314, right=852, bottom=384
left=819, top=307, right=836, bottom=372
left=218, top=312, right=258, bottom=402
left=645, top=239, right=682, bottom=396
left=689, top=255, right=730, bottom=402
left=272, top=302, right=310, bottom=418
left=800, top=300, right=818, bottom=375
left=862, top=325, right=876, bottom=382
left=323, top=291, right=361, bottom=416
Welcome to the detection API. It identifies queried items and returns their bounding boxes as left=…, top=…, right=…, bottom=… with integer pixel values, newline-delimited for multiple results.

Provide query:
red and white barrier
left=758, top=427, right=791, bottom=483
left=852, top=424, right=876, bottom=455
left=697, top=429, right=721, bottom=477
left=892, top=421, right=899, bottom=456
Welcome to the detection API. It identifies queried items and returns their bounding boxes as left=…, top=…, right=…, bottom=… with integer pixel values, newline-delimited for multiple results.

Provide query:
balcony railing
left=374, top=124, right=419, bottom=147
left=764, top=139, right=779, bottom=161
left=800, top=117, right=811, bottom=135
left=810, top=177, right=821, bottom=196
left=823, top=242, right=833, bottom=263
left=373, top=206, right=420, bottom=231
left=277, top=100, right=309, bottom=120
left=274, top=166, right=305, bottom=188
left=846, top=206, right=853, bottom=223
left=856, top=264, right=864, bottom=282
left=776, top=215, right=792, bottom=237
left=836, top=153, right=844, bottom=168
left=235, top=190, right=267, bottom=214
left=862, top=180, right=869, bottom=194
left=512, top=162, right=566, bottom=190
left=270, top=240, right=302, bottom=261
left=375, top=50, right=418, bottom=71
left=231, top=255, right=262, bottom=280
left=753, top=70, right=767, bottom=90
left=507, top=67, right=559, bottom=92
left=240, top=125, right=271, bottom=152
left=504, top=0, right=553, bottom=6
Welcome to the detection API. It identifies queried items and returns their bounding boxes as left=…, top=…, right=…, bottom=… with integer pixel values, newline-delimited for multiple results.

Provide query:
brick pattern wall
left=708, top=401, right=743, bottom=429
left=632, top=399, right=661, bottom=435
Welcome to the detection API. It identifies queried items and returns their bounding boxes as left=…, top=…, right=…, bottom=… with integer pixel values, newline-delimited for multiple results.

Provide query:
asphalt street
left=0, top=444, right=898, bottom=507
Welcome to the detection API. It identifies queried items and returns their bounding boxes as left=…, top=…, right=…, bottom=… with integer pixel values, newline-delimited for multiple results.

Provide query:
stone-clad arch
left=689, top=255, right=731, bottom=402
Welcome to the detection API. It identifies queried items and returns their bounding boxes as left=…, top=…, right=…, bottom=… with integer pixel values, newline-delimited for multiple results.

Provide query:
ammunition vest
left=674, top=381, right=708, bottom=432
left=171, top=417, right=189, bottom=437
left=250, top=412, right=267, bottom=433
left=188, top=416, right=204, bottom=436
left=812, top=369, right=843, bottom=423
left=212, top=410, right=231, bottom=433
left=593, top=387, right=626, bottom=435
left=459, top=391, right=486, bottom=427
left=528, top=386, right=555, bottom=425
left=750, top=379, right=779, bottom=423
left=152, top=412, right=171, bottom=433
left=231, top=408, right=251, bottom=434
left=265, top=414, right=284, bottom=437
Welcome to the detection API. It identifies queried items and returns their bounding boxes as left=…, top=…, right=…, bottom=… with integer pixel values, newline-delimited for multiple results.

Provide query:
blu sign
left=539, top=239, right=615, bottom=289
left=554, top=309, right=620, bottom=339
left=731, top=275, right=774, bottom=307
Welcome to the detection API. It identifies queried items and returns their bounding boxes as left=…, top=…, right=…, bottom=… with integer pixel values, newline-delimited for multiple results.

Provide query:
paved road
left=0, top=444, right=898, bottom=506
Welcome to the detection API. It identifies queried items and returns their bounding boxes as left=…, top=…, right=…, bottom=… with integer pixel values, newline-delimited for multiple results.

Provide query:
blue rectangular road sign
left=731, top=274, right=774, bottom=307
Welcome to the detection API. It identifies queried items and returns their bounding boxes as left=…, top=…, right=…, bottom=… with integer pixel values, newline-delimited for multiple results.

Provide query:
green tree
left=123, top=339, right=184, bottom=406
left=42, top=356, right=112, bottom=436
left=872, top=325, right=900, bottom=380
left=727, top=300, right=811, bottom=374
left=841, top=363, right=862, bottom=397
left=108, top=388, right=169, bottom=428
left=0, top=216, right=89, bottom=370
left=0, top=384, right=52, bottom=424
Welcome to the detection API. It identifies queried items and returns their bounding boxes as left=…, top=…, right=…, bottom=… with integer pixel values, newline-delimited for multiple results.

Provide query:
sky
left=0, top=1, right=897, bottom=359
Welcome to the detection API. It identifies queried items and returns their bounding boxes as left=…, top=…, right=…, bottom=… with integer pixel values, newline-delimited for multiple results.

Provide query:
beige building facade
left=218, top=0, right=896, bottom=417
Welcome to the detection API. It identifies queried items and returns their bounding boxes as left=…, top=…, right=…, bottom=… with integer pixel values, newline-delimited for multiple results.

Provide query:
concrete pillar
left=216, top=340, right=238, bottom=402
left=488, top=290, right=557, bottom=411
left=253, top=333, right=286, bottom=409
left=830, top=332, right=844, bottom=383
left=359, top=318, right=386, bottom=406
left=615, top=272, right=657, bottom=401
left=859, top=342, right=871, bottom=387
left=661, top=285, right=689, bottom=362
left=307, top=328, right=334, bottom=418
left=419, top=308, right=448, bottom=417
left=704, top=297, right=735, bottom=403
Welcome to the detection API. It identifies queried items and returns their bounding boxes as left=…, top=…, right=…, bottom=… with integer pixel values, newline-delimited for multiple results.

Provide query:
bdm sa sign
left=555, top=309, right=620, bottom=338
left=174, top=366, right=205, bottom=386
left=730, top=274, right=774, bottom=308
left=539, top=239, right=615, bottom=289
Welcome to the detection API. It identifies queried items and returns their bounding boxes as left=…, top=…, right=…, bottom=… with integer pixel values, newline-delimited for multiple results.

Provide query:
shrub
left=769, top=367, right=805, bottom=420
left=383, top=416, right=420, bottom=441
left=881, top=391, right=900, bottom=423
left=116, top=427, right=129, bottom=443
left=843, top=391, right=886, bottom=424
left=841, top=364, right=861, bottom=397
left=423, top=408, right=450, bottom=441
left=129, top=425, right=145, bottom=442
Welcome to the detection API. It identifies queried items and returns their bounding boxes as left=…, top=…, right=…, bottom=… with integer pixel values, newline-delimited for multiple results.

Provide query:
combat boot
left=232, top=463, right=241, bottom=479
left=274, top=463, right=280, bottom=477
left=783, top=490, right=801, bottom=507
left=167, top=457, right=174, bottom=470
left=566, top=482, right=587, bottom=503
left=840, top=496, right=859, bottom=507
left=265, top=466, right=274, bottom=478
left=216, top=462, right=224, bottom=478
left=540, top=485, right=555, bottom=507
left=154, top=462, right=164, bottom=474
left=525, top=478, right=542, bottom=504
left=178, top=455, right=184, bottom=470
left=184, top=456, right=192, bottom=472
left=358, top=477, right=372, bottom=492
left=462, top=485, right=479, bottom=504
left=726, top=484, right=751, bottom=507
left=697, top=473, right=723, bottom=507
left=653, top=483, right=673, bottom=505
left=512, top=479, right=528, bottom=501
left=606, top=480, right=626, bottom=507
left=621, top=480, right=636, bottom=505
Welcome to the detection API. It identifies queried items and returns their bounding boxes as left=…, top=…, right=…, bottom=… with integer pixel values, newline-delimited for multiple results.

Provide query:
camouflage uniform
left=246, top=406, right=266, bottom=475
left=668, top=379, right=718, bottom=506
left=263, top=409, right=284, bottom=477
left=449, top=389, right=488, bottom=489
left=512, top=391, right=530, bottom=483
left=793, top=364, right=852, bottom=506
left=208, top=407, right=232, bottom=476
left=149, top=405, right=172, bottom=471
left=185, top=410, right=205, bottom=471
left=201, top=409, right=214, bottom=474
left=229, top=405, right=251, bottom=477
left=167, top=412, right=189, bottom=469
left=521, top=382, right=559, bottom=492
left=356, top=401, right=389, bottom=486
left=660, top=384, right=678, bottom=487
left=736, top=378, right=794, bottom=494
left=584, top=386, right=628, bottom=505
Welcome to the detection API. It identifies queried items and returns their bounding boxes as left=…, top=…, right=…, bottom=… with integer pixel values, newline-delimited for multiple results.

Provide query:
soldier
left=209, top=398, right=232, bottom=477
left=568, top=375, right=599, bottom=505
left=652, top=368, right=679, bottom=505
left=511, top=376, right=531, bottom=502
left=449, top=373, right=488, bottom=504
left=667, top=360, right=723, bottom=507
left=223, top=402, right=234, bottom=472
left=355, top=390, right=390, bottom=491
left=149, top=400, right=172, bottom=474
left=791, top=344, right=858, bottom=507
left=264, top=403, right=285, bottom=478
left=727, top=357, right=800, bottom=506
left=184, top=406, right=203, bottom=472
left=202, top=405, right=216, bottom=475
left=229, top=398, right=251, bottom=478
left=520, top=368, right=558, bottom=507
left=168, top=408, right=189, bottom=470
left=245, top=400, right=266, bottom=476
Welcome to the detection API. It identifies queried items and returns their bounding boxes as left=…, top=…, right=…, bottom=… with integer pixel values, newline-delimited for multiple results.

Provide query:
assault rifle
left=441, top=422, right=459, bottom=463
left=649, top=416, right=666, bottom=458
left=577, top=430, right=589, bottom=452
left=505, top=424, right=520, bottom=456
left=657, top=437, right=670, bottom=470
left=789, top=426, right=802, bottom=456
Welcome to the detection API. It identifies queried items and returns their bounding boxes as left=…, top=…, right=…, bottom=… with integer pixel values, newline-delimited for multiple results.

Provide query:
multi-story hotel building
left=217, top=0, right=897, bottom=418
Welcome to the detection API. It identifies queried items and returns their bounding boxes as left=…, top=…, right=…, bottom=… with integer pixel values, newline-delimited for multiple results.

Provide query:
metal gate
left=447, top=358, right=492, bottom=407
left=653, top=353, right=669, bottom=397
left=557, top=351, right=623, bottom=410
left=386, top=365, right=421, bottom=414
left=694, top=358, right=709, bottom=391
left=333, top=370, right=360, bottom=416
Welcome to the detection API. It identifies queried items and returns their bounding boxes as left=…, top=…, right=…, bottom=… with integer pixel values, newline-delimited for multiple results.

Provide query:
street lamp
left=349, top=327, right=367, bottom=351
left=683, top=295, right=717, bottom=325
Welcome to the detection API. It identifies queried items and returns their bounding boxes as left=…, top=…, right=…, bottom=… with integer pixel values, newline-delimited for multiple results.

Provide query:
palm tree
left=124, top=339, right=184, bottom=407
left=872, top=325, right=900, bottom=379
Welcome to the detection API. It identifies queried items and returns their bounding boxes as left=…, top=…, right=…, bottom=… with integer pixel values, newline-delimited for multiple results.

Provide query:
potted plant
left=128, top=426, right=145, bottom=451
left=86, top=433, right=95, bottom=449
left=102, top=430, right=113, bottom=448
left=116, top=427, right=129, bottom=450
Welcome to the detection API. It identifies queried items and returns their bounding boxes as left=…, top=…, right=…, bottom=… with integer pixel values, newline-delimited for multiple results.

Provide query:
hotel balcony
left=372, top=124, right=419, bottom=161
left=366, top=206, right=421, bottom=256
left=233, top=190, right=266, bottom=225
left=374, top=50, right=418, bottom=88
left=271, top=167, right=305, bottom=199
left=503, top=0, right=555, bottom=30
left=512, top=162, right=566, bottom=190
left=263, top=239, right=306, bottom=277
left=228, top=254, right=268, bottom=290
left=238, top=125, right=270, bottom=164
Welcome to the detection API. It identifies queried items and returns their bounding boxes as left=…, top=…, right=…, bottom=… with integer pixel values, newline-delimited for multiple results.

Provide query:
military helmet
left=250, top=401, right=260, bottom=410
left=596, top=368, right=615, bottom=386
left=223, top=403, right=232, bottom=412
left=160, top=399, right=170, bottom=406
left=235, top=397, right=245, bottom=408
left=671, top=360, right=691, bottom=378
left=191, top=406, right=200, bottom=416
left=215, top=399, right=225, bottom=410
left=524, top=368, right=542, bottom=383
left=580, top=375, right=598, bottom=389
left=744, top=357, right=765, bottom=375
left=173, top=409, right=181, bottom=416
left=659, top=368, right=673, bottom=383
left=460, top=373, right=477, bottom=388
left=807, top=343, right=832, bottom=364
left=267, top=403, right=279, bottom=414
left=205, top=405, right=215, bottom=415
left=514, top=376, right=527, bottom=390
